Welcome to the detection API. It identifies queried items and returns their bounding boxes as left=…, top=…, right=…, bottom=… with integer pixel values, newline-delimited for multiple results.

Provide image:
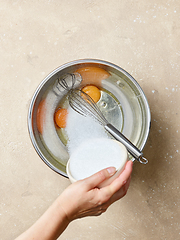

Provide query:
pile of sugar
left=66, top=106, right=110, bottom=155
left=68, top=138, right=127, bottom=181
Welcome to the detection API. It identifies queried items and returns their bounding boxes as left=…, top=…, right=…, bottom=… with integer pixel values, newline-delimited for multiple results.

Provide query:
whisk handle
left=105, top=123, right=146, bottom=163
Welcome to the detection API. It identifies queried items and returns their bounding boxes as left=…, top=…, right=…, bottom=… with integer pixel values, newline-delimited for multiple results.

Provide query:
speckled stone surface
left=0, top=1, right=180, bottom=239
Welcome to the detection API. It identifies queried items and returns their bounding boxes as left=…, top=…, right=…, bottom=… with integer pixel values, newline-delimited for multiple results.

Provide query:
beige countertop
left=0, top=1, right=180, bottom=239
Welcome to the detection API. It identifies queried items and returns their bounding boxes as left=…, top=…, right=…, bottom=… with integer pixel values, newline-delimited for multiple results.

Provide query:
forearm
left=15, top=162, right=133, bottom=239
left=15, top=197, right=70, bottom=240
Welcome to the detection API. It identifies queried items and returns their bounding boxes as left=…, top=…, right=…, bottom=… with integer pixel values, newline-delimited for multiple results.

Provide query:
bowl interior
left=28, top=59, right=151, bottom=177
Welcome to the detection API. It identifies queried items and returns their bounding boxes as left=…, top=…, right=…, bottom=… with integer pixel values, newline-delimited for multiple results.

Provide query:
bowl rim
left=27, top=58, right=151, bottom=178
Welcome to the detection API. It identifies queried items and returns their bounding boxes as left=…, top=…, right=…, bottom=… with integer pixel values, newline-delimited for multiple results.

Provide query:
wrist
left=55, top=196, right=71, bottom=223
left=56, top=195, right=73, bottom=223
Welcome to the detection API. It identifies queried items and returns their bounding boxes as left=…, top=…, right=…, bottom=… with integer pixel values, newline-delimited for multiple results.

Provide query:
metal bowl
left=28, top=59, right=151, bottom=178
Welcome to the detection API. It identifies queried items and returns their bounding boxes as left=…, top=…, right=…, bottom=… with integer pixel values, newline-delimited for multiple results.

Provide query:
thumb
left=83, top=167, right=116, bottom=190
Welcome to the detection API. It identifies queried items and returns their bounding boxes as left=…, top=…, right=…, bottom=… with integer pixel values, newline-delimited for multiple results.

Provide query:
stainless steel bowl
left=28, top=59, right=151, bottom=177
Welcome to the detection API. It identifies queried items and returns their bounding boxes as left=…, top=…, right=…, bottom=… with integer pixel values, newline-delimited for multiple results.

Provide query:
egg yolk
left=81, top=85, right=101, bottom=103
left=54, top=108, right=68, bottom=128
left=36, top=99, right=46, bottom=134
left=75, top=66, right=110, bottom=87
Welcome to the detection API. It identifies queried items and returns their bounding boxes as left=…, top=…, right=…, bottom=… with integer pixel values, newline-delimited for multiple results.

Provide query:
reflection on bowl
left=28, top=59, right=151, bottom=178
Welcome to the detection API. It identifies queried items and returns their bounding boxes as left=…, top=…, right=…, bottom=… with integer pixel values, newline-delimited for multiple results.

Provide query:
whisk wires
left=53, top=73, right=82, bottom=95
left=57, top=73, right=76, bottom=91
left=68, top=89, right=108, bottom=126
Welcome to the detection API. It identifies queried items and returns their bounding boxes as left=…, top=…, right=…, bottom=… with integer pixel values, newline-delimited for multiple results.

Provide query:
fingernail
left=107, top=167, right=116, bottom=176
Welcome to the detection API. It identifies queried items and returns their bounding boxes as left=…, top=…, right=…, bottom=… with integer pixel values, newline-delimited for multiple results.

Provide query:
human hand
left=15, top=161, right=133, bottom=240
left=58, top=160, right=133, bottom=221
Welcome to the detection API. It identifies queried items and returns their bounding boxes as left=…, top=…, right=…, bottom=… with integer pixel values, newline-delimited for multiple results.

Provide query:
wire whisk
left=68, top=89, right=148, bottom=164
left=53, top=73, right=82, bottom=95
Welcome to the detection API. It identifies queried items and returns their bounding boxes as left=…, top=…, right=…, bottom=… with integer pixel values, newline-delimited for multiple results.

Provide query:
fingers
left=109, top=176, right=131, bottom=204
left=109, top=160, right=133, bottom=194
left=83, top=167, right=116, bottom=190
left=99, top=160, right=133, bottom=202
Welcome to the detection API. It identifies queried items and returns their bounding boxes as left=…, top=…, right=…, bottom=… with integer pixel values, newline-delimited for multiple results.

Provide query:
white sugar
left=66, top=106, right=110, bottom=155
left=68, top=138, right=127, bottom=181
